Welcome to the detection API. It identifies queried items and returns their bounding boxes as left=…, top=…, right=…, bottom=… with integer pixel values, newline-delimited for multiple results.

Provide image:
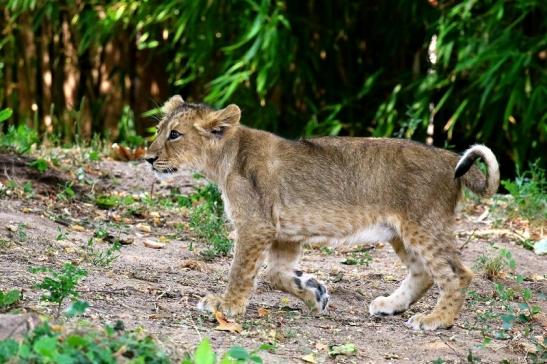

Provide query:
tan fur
left=146, top=96, right=499, bottom=331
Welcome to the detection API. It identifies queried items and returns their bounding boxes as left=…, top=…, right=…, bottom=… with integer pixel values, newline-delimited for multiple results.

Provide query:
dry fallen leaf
left=144, top=240, right=165, bottom=249
left=111, top=143, right=146, bottom=161
left=6, top=224, right=17, bottom=232
left=301, top=353, right=316, bottom=363
left=257, top=306, right=269, bottom=318
left=315, top=342, right=328, bottom=351
left=70, top=224, right=86, bottom=232
left=214, top=311, right=242, bottom=333
left=136, top=223, right=151, bottom=233
left=180, top=259, right=205, bottom=271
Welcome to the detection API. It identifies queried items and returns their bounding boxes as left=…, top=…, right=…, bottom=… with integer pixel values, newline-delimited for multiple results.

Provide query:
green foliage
left=117, top=105, right=145, bottom=148
left=28, top=158, right=49, bottom=173
left=468, top=252, right=543, bottom=358
left=85, top=238, right=121, bottom=268
left=501, top=161, right=546, bottom=222
left=57, top=183, right=76, bottom=201
left=0, top=108, right=13, bottom=123
left=0, top=321, right=170, bottom=363
left=186, top=184, right=232, bottom=260
left=0, top=289, right=22, bottom=312
left=181, top=339, right=271, bottom=364
left=474, top=248, right=516, bottom=280
left=16, top=223, right=28, bottom=242
left=1, top=0, right=545, bottom=176
left=94, top=194, right=120, bottom=209
left=31, top=263, right=87, bottom=316
left=0, top=124, right=38, bottom=153
left=341, top=251, right=372, bottom=266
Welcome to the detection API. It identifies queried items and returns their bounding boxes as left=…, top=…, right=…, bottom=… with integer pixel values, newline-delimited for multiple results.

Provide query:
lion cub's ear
left=162, top=95, right=185, bottom=114
left=194, top=104, right=241, bottom=138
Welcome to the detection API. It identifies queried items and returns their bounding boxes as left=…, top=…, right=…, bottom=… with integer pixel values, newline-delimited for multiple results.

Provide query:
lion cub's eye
left=168, top=130, right=182, bottom=140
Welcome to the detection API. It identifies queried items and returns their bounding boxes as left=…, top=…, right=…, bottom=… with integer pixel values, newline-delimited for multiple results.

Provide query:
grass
left=0, top=321, right=170, bottom=363
left=84, top=238, right=121, bottom=267
left=185, top=183, right=232, bottom=261
left=499, top=161, right=546, bottom=224
left=31, top=263, right=88, bottom=318
left=0, top=323, right=270, bottom=364
left=473, top=247, right=516, bottom=280
left=0, top=289, right=22, bottom=312
left=466, top=251, right=545, bottom=362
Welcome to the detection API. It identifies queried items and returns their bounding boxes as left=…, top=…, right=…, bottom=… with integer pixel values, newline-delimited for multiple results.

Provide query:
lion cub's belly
left=278, top=223, right=395, bottom=246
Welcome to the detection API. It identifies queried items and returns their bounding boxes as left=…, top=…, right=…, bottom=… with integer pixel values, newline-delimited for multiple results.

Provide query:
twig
left=439, top=334, right=463, bottom=359
left=149, top=181, right=156, bottom=198
left=181, top=295, right=203, bottom=341
left=459, top=228, right=477, bottom=251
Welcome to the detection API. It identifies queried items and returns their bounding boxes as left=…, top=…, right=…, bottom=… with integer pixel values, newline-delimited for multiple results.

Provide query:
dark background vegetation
left=1, top=0, right=545, bottom=179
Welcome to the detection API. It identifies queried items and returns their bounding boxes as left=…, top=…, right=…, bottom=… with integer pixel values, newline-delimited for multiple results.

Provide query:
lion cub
left=145, top=96, right=499, bottom=330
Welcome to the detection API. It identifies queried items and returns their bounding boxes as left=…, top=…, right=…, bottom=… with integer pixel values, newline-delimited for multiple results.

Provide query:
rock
left=0, top=314, right=40, bottom=340
left=533, top=238, right=547, bottom=255
left=144, top=239, right=165, bottom=249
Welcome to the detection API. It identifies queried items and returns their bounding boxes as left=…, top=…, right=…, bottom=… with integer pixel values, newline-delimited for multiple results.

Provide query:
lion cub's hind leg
left=402, top=226, right=474, bottom=330
left=266, top=241, right=329, bottom=313
left=369, top=237, right=433, bottom=316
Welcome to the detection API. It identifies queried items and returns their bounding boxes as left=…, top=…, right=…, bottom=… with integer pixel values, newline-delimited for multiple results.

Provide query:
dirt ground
left=0, top=151, right=545, bottom=363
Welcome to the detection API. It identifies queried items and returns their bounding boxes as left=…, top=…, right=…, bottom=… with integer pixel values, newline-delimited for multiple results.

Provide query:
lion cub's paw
left=369, top=295, right=409, bottom=316
left=197, top=294, right=246, bottom=318
left=405, top=313, right=454, bottom=331
left=293, top=271, right=330, bottom=313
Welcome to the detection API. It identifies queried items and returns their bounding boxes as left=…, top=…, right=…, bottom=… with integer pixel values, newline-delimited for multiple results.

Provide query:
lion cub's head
left=145, top=96, right=241, bottom=174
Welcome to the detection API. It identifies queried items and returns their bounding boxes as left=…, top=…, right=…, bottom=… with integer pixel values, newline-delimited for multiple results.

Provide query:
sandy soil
left=0, top=151, right=545, bottom=363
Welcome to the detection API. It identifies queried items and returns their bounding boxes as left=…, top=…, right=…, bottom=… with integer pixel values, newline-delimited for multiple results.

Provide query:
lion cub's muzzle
left=144, top=156, right=178, bottom=174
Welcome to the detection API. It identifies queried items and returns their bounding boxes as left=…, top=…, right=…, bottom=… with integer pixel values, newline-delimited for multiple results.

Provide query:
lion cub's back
left=274, top=137, right=462, bottom=218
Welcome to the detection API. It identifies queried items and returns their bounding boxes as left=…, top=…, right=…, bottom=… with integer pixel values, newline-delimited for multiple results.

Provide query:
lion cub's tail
left=454, top=144, right=500, bottom=197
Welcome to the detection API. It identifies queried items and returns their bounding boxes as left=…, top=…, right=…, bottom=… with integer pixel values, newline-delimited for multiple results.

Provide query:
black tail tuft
left=454, top=155, right=476, bottom=179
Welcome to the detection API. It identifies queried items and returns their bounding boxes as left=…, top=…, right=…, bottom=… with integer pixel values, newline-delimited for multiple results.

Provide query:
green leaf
left=0, top=339, right=19, bottom=361
left=0, top=108, right=13, bottom=123
left=33, top=336, right=58, bottom=358
left=66, top=334, right=87, bottom=348
left=0, top=289, right=22, bottom=307
left=194, top=339, right=215, bottom=364
left=227, top=346, right=249, bottom=360
left=328, top=343, right=357, bottom=357
left=65, top=300, right=89, bottom=317
left=28, top=159, right=49, bottom=173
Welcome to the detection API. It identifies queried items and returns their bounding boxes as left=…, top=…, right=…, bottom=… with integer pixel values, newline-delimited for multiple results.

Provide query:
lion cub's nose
left=145, top=156, right=158, bottom=165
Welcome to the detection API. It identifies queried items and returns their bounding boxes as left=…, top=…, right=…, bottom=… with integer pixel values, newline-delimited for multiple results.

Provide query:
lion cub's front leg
left=198, top=229, right=272, bottom=317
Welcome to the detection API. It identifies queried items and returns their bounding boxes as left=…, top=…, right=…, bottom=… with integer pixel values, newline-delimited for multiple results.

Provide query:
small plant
left=0, top=238, right=10, bottom=249
left=31, top=263, right=87, bottom=317
left=22, top=181, right=34, bottom=197
left=0, top=124, right=38, bottom=153
left=0, top=108, right=13, bottom=123
left=117, top=105, right=146, bottom=148
left=0, top=320, right=169, bottom=363
left=16, top=223, right=28, bottom=242
left=85, top=238, right=121, bottom=267
left=181, top=339, right=271, bottom=364
left=0, top=289, right=22, bottom=312
left=474, top=248, right=515, bottom=280
left=87, top=149, right=101, bottom=162
left=55, top=227, right=67, bottom=241
left=28, top=158, right=49, bottom=173
left=500, top=161, right=546, bottom=223
left=58, top=182, right=76, bottom=201
left=341, top=251, right=372, bottom=266
left=470, top=252, right=543, bottom=359
left=186, top=183, right=232, bottom=260
left=94, top=194, right=119, bottom=209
